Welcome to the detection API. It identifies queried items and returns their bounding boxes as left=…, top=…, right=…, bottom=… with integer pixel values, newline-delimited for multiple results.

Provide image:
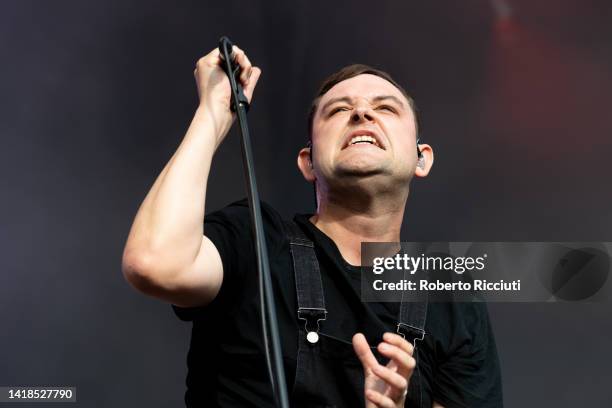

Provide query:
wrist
left=193, top=105, right=234, bottom=148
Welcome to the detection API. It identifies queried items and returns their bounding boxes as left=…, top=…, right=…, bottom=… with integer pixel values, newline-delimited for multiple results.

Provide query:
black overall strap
left=397, top=244, right=429, bottom=348
left=397, top=291, right=428, bottom=347
left=398, top=287, right=428, bottom=408
left=283, top=219, right=327, bottom=343
left=397, top=246, right=429, bottom=408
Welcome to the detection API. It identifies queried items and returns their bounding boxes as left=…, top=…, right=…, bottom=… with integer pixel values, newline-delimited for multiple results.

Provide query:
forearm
left=123, top=106, right=227, bottom=280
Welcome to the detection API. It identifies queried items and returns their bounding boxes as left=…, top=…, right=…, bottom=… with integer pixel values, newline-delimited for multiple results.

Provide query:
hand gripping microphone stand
left=218, top=36, right=290, bottom=408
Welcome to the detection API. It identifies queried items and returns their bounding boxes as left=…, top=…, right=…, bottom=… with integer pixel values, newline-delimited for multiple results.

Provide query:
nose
left=351, top=106, right=374, bottom=123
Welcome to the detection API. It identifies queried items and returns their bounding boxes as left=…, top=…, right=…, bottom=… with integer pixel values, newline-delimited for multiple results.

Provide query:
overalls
left=283, top=220, right=428, bottom=408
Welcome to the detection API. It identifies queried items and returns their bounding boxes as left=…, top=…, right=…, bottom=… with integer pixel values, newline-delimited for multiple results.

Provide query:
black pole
left=218, top=36, right=290, bottom=408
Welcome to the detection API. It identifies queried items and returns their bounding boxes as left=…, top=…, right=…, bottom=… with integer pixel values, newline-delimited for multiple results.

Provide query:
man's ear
left=297, top=147, right=316, bottom=182
left=415, top=143, right=434, bottom=177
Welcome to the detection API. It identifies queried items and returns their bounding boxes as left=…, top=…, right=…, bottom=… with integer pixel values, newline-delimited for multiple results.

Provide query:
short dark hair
left=307, top=64, right=419, bottom=141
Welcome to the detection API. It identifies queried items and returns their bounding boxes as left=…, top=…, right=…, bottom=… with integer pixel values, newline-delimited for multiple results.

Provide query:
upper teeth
left=349, top=135, right=378, bottom=146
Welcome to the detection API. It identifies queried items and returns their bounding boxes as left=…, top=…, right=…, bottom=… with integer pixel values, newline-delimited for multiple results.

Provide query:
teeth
left=349, top=135, right=378, bottom=146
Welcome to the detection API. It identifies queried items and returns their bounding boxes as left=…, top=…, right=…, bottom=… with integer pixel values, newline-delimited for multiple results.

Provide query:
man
left=122, top=45, right=503, bottom=407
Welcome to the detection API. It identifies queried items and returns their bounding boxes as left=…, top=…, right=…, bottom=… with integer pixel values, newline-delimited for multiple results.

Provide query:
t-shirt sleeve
left=171, top=198, right=255, bottom=322
left=432, top=302, right=504, bottom=407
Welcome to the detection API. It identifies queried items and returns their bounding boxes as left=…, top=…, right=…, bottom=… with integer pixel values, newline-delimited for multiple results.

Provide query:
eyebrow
left=320, top=95, right=405, bottom=113
left=320, top=96, right=353, bottom=113
left=372, top=95, right=405, bottom=108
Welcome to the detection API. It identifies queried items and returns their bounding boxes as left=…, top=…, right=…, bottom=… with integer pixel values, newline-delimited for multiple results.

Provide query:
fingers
left=195, top=48, right=221, bottom=71
left=232, top=46, right=253, bottom=85
left=192, top=45, right=262, bottom=106
left=233, top=47, right=262, bottom=103
left=241, top=66, right=261, bottom=103
left=371, top=364, right=408, bottom=402
left=193, top=46, right=253, bottom=86
left=371, top=364, right=408, bottom=393
left=377, top=332, right=416, bottom=379
left=358, top=332, right=414, bottom=406
left=383, top=332, right=414, bottom=356
left=352, top=333, right=379, bottom=372
left=365, top=389, right=398, bottom=408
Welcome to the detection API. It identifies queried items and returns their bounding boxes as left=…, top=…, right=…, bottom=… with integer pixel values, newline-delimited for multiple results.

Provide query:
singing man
left=122, top=45, right=503, bottom=407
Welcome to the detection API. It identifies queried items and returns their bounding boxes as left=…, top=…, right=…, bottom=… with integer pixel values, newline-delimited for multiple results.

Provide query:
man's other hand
left=353, top=332, right=415, bottom=408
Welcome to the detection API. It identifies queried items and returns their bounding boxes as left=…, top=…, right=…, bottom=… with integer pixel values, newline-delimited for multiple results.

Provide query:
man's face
left=310, top=74, right=419, bottom=191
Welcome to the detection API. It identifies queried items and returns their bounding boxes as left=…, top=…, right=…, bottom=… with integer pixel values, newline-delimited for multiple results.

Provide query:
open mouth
left=343, top=131, right=385, bottom=150
left=347, top=135, right=379, bottom=147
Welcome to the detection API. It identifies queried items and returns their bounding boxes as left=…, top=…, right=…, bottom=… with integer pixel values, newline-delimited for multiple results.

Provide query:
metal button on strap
left=306, top=331, right=319, bottom=344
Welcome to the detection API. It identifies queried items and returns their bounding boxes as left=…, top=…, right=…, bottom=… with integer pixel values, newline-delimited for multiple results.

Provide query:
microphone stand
left=218, top=36, right=290, bottom=408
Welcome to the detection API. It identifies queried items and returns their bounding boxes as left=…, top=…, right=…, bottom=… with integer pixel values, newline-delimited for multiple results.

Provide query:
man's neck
left=309, top=196, right=406, bottom=266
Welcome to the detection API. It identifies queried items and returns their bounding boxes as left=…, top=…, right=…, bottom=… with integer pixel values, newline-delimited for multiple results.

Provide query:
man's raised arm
left=121, top=46, right=261, bottom=308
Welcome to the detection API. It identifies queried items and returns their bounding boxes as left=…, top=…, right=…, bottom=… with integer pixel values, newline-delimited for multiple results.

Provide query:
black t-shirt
left=172, top=199, right=503, bottom=407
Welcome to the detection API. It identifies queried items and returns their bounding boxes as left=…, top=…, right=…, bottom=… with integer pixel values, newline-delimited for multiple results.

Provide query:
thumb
left=243, top=66, right=262, bottom=103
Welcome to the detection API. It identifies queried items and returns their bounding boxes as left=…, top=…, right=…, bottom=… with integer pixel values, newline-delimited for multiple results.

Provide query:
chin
left=335, top=159, right=388, bottom=174
left=335, top=166, right=386, bottom=179
left=333, top=171, right=399, bottom=193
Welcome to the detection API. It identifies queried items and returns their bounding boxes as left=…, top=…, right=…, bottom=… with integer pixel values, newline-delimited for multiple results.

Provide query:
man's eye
left=330, top=107, right=350, bottom=115
left=376, top=105, right=396, bottom=113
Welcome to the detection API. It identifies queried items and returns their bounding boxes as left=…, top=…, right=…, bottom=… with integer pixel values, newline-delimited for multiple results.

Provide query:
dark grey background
left=1, top=0, right=611, bottom=406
